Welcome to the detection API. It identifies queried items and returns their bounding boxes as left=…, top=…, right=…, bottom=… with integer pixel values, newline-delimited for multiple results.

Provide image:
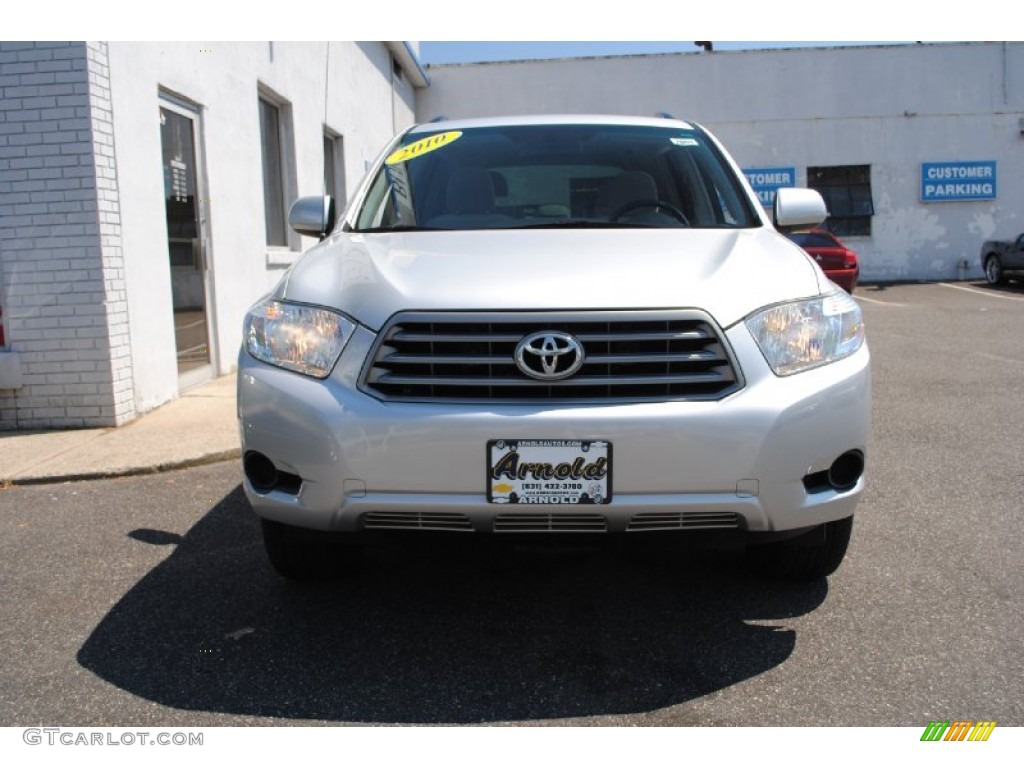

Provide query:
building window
left=258, top=96, right=288, bottom=246
left=323, top=131, right=346, bottom=207
left=807, top=165, right=874, bottom=237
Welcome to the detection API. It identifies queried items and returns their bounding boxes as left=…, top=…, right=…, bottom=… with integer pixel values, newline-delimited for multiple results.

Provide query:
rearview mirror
left=288, top=196, right=336, bottom=240
left=773, top=188, right=827, bottom=230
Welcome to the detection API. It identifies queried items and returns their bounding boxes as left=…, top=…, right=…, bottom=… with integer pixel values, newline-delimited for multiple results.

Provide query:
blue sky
left=3, top=0, right=990, bottom=41
left=417, top=41, right=911, bottom=66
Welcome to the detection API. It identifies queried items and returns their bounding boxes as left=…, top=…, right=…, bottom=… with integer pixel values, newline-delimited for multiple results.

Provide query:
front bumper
left=238, top=323, right=870, bottom=536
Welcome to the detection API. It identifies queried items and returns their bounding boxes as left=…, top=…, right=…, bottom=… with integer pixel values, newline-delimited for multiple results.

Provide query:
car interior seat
left=595, top=171, right=658, bottom=218
left=446, top=166, right=496, bottom=215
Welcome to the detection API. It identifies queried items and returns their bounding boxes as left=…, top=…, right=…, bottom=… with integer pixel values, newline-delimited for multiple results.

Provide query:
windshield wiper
left=504, top=219, right=671, bottom=230
left=351, top=224, right=449, bottom=233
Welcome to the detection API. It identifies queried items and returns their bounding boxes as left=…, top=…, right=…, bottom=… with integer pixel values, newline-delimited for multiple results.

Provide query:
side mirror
left=773, top=188, right=827, bottom=230
left=288, top=196, right=336, bottom=240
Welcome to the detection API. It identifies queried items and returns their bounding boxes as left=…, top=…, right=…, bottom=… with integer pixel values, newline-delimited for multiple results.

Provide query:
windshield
left=352, top=124, right=760, bottom=232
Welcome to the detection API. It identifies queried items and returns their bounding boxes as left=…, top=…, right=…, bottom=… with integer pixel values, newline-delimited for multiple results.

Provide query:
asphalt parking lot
left=0, top=281, right=1022, bottom=727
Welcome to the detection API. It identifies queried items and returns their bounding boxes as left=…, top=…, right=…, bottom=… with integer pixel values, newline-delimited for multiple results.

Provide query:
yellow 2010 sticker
left=385, top=131, right=462, bottom=165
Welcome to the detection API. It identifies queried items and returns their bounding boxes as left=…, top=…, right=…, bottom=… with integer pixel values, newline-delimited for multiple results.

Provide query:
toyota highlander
left=238, top=115, right=870, bottom=581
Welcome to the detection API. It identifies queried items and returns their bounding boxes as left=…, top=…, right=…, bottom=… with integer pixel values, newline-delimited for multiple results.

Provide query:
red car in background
left=785, top=228, right=860, bottom=293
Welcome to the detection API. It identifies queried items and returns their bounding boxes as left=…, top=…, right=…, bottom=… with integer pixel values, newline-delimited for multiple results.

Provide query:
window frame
left=323, top=127, right=347, bottom=209
left=807, top=164, right=874, bottom=238
left=257, top=87, right=298, bottom=250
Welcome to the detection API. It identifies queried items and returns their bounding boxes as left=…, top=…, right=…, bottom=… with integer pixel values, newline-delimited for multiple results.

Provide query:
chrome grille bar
left=362, top=511, right=474, bottom=532
left=627, top=512, right=740, bottom=531
left=493, top=513, right=607, bottom=533
left=372, top=372, right=730, bottom=387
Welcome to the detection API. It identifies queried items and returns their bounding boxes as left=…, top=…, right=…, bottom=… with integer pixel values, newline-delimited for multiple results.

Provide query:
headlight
left=745, top=292, right=864, bottom=376
left=244, top=300, right=355, bottom=378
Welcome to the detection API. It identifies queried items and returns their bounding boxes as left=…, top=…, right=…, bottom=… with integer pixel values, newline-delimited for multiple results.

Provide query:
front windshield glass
left=353, top=124, right=760, bottom=232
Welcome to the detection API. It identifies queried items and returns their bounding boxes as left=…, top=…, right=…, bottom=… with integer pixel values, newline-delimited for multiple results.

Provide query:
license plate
left=487, top=439, right=612, bottom=504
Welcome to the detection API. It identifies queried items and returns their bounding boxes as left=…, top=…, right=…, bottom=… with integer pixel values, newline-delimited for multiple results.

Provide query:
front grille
left=493, top=513, right=607, bottom=533
left=627, top=512, right=741, bottom=531
left=361, top=311, right=742, bottom=403
left=362, top=511, right=474, bottom=532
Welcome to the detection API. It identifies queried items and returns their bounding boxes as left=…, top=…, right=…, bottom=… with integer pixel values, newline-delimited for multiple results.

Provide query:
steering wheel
left=609, top=200, right=690, bottom=225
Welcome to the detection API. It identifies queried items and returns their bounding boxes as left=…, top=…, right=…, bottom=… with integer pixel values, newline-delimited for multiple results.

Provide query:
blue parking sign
left=743, top=167, right=796, bottom=207
left=921, top=161, right=996, bottom=202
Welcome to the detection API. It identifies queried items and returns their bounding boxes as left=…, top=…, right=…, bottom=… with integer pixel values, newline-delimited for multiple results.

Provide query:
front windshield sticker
left=385, top=131, right=463, bottom=165
left=671, top=137, right=699, bottom=147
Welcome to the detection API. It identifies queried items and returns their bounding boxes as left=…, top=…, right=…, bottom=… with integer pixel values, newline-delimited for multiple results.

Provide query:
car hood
left=279, top=228, right=824, bottom=330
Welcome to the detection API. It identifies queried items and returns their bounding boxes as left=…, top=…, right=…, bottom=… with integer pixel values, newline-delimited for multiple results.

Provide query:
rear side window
left=354, top=124, right=760, bottom=232
left=789, top=232, right=838, bottom=249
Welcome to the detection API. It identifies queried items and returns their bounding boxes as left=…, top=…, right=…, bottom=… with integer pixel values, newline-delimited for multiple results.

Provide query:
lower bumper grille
left=362, top=511, right=474, bottom=532
left=493, top=512, right=607, bottom=533
left=360, top=510, right=741, bottom=533
left=627, top=511, right=740, bottom=531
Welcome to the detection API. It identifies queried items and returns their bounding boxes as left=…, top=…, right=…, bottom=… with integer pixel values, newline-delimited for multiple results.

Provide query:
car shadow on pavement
left=78, top=485, right=828, bottom=723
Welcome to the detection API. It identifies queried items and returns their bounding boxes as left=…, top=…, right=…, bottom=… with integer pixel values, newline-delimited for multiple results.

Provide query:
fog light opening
left=244, top=451, right=279, bottom=493
left=828, top=450, right=864, bottom=492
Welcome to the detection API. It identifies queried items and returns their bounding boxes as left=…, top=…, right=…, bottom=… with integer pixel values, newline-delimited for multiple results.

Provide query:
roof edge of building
left=386, top=41, right=430, bottom=88
left=422, top=41, right=992, bottom=70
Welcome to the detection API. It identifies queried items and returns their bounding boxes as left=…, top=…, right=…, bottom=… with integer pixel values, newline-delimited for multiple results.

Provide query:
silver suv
left=239, top=115, right=870, bottom=581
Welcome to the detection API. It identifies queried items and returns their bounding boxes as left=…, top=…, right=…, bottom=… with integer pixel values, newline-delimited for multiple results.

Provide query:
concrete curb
left=0, top=372, right=240, bottom=487
left=2, top=448, right=241, bottom=487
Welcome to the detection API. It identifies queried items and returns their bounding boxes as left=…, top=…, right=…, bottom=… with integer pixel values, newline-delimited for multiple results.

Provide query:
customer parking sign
left=921, top=161, right=997, bottom=202
left=743, top=167, right=796, bottom=207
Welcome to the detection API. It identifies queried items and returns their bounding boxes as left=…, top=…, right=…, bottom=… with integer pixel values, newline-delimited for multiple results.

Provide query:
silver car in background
left=238, top=115, right=870, bottom=581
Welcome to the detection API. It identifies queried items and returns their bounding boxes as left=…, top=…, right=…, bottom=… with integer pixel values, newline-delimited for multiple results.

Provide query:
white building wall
left=107, top=41, right=410, bottom=415
left=417, top=43, right=1024, bottom=282
left=0, top=41, right=134, bottom=429
left=87, top=42, right=134, bottom=425
left=2, top=40, right=422, bottom=429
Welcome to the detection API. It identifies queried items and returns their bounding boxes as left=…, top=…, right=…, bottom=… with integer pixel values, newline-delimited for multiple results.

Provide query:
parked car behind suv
left=785, top=228, right=860, bottom=292
left=980, top=233, right=1024, bottom=284
left=239, top=115, right=871, bottom=582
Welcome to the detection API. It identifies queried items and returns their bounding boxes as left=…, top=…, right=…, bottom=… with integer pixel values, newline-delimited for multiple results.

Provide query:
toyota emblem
left=514, top=331, right=585, bottom=381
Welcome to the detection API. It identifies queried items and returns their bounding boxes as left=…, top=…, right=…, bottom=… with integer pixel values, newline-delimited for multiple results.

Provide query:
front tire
left=745, top=516, right=854, bottom=581
left=261, top=519, right=361, bottom=581
left=985, top=255, right=1005, bottom=285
